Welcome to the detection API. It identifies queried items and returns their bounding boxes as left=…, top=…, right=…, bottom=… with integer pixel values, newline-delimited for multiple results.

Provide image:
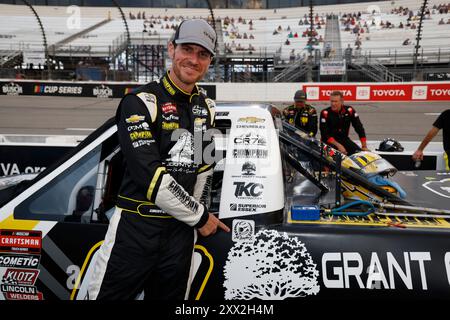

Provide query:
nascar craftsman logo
left=0, top=230, right=42, bottom=254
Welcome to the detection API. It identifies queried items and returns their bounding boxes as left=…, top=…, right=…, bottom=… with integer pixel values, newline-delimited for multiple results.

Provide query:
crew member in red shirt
left=319, top=90, right=369, bottom=155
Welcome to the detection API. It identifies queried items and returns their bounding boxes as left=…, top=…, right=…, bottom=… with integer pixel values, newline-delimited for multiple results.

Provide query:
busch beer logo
left=2, top=82, right=23, bottom=95
left=233, top=182, right=264, bottom=198
left=93, top=85, right=113, bottom=98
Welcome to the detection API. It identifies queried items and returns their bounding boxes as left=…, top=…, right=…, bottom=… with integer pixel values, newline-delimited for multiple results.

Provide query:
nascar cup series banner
left=303, top=82, right=450, bottom=101
left=0, top=80, right=216, bottom=99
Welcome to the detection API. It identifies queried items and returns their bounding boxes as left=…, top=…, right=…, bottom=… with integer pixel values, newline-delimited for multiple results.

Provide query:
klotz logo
left=232, top=219, right=255, bottom=242
left=93, top=84, right=113, bottom=98
left=2, top=82, right=23, bottom=95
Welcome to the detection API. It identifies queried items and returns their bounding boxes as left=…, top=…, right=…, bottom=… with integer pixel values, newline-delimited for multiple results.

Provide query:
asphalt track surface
left=0, top=95, right=447, bottom=142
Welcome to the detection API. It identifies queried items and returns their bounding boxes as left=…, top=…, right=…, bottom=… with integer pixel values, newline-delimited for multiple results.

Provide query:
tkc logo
left=233, top=182, right=263, bottom=197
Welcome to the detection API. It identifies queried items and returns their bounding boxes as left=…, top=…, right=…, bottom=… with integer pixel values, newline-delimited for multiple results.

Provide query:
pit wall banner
left=0, top=80, right=216, bottom=100
left=302, top=82, right=450, bottom=102
left=2, top=79, right=450, bottom=102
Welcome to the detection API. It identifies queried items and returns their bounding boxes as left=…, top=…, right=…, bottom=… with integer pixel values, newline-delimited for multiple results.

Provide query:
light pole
left=413, top=0, right=428, bottom=80
left=20, top=0, right=50, bottom=79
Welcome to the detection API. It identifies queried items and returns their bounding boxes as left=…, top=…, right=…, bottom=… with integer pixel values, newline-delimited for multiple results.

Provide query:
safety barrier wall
left=2, top=79, right=450, bottom=102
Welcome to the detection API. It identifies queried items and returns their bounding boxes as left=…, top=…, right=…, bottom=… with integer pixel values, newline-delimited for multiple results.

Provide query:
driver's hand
left=198, top=213, right=230, bottom=237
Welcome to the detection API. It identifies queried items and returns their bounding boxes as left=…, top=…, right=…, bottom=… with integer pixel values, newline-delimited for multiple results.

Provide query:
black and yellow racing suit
left=88, top=71, right=215, bottom=300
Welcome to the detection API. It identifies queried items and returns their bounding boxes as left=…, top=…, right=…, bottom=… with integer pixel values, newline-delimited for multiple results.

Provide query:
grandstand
left=0, top=0, right=449, bottom=82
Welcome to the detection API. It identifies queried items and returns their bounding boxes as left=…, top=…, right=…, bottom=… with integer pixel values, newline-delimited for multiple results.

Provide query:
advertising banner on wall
left=0, top=80, right=216, bottom=99
left=320, top=60, right=346, bottom=75
left=303, top=82, right=450, bottom=101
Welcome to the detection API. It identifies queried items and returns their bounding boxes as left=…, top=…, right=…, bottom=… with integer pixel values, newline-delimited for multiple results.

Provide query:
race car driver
left=282, top=90, right=318, bottom=137
left=88, top=19, right=229, bottom=301
left=319, top=90, right=369, bottom=155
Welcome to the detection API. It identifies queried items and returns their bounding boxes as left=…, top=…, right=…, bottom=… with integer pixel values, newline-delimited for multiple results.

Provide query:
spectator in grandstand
left=88, top=18, right=228, bottom=301
left=344, top=44, right=353, bottom=59
left=412, top=109, right=450, bottom=170
left=285, top=39, right=291, bottom=45
left=439, top=18, right=445, bottom=25
left=289, top=49, right=296, bottom=62
left=320, top=91, right=368, bottom=155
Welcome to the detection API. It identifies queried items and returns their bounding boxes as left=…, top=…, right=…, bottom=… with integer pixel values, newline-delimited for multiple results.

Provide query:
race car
left=0, top=104, right=449, bottom=301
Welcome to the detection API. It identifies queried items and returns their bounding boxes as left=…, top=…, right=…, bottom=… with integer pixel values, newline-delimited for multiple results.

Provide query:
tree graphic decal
left=223, top=229, right=320, bottom=300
